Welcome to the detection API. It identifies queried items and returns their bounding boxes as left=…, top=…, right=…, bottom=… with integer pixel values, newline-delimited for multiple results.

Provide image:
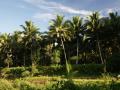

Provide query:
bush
left=21, top=70, right=30, bottom=77
left=106, top=53, right=120, bottom=73
left=46, top=80, right=79, bottom=90
left=51, top=50, right=60, bottom=65
left=101, top=73, right=113, bottom=80
left=37, top=65, right=65, bottom=76
left=30, top=66, right=39, bottom=76
left=37, top=64, right=104, bottom=76
left=73, top=64, right=104, bottom=75
left=0, top=64, right=104, bottom=78
left=0, top=68, right=11, bottom=78
left=0, top=67, right=27, bottom=78
left=10, top=67, right=26, bottom=78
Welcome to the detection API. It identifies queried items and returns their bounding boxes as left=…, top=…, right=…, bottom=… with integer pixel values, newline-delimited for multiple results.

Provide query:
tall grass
left=0, top=78, right=120, bottom=90
left=0, top=79, right=14, bottom=90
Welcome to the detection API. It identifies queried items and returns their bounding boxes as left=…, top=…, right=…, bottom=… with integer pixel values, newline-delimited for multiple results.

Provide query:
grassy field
left=0, top=76, right=120, bottom=90
left=0, top=66, right=120, bottom=90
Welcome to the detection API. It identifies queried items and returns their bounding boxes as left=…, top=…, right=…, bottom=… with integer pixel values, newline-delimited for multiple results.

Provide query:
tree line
left=0, top=12, right=120, bottom=72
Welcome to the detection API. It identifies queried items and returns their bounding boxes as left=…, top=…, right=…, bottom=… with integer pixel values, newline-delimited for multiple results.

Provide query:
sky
left=0, top=0, right=120, bottom=33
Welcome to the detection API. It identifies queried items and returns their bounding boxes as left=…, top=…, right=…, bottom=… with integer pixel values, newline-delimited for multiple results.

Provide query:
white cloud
left=24, top=0, right=92, bottom=16
left=100, top=8, right=120, bottom=17
left=107, top=9, right=114, bottom=13
left=33, top=13, right=55, bottom=19
left=50, top=3, right=92, bottom=15
left=24, top=0, right=41, bottom=4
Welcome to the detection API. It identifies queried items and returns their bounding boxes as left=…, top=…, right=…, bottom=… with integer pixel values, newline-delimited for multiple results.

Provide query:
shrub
left=46, top=80, right=79, bottom=90
left=0, top=67, right=27, bottom=78
left=101, top=73, right=114, bottom=80
left=106, top=53, right=120, bottom=73
left=51, top=50, right=60, bottom=65
left=10, top=67, right=26, bottom=78
left=21, top=70, right=30, bottom=77
left=0, top=64, right=104, bottom=78
left=0, top=68, right=11, bottom=78
left=31, top=66, right=39, bottom=76
left=73, top=64, right=104, bottom=75
left=37, top=65, right=65, bottom=76
left=37, top=64, right=104, bottom=76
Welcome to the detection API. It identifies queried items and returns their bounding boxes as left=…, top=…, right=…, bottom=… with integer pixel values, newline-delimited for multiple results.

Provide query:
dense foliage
left=0, top=12, right=120, bottom=73
left=0, top=64, right=104, bottom=78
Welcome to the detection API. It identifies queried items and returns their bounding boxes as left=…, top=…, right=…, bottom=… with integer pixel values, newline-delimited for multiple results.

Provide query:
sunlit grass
left=0, top=76, right=120, bottom=90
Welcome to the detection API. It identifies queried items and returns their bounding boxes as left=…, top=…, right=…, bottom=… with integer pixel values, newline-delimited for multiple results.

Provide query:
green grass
left=0, top=64, right=119, bottom=89
left=0, top=76, right=120, bottom=90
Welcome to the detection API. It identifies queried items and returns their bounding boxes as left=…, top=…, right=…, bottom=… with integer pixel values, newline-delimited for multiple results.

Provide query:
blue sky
left=0, top=0, right=120, bottom=33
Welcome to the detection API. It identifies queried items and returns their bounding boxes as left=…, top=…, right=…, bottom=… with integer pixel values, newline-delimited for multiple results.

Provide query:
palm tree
left=67, top=16, right=83, bottom=64
left=109, top=12, right=120, bottom=52
left=49, top=15, right=71, bottom=74
left=87, top=12, right=104, bottom=66
left=11, top=31, right=27, bottom=66
left=20, top=21, right=41, bottom=66
left=0, top=33, right=13, bottom=68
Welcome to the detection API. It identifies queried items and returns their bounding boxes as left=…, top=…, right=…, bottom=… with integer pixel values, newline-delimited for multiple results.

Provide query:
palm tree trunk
left=31, top=46, right=34, bottom=76
left=23, top=51, right=26, bottom=66
left=104, top=59, right=107, bottom=73
left=7, top=62, right=9, bottom=68
left=61, top=37, right=67, bottom=62
left=61, top=37, right=71, bottom=75
left=31, top=48, right=33, bottom=66
left=97, top=39, right=103, bottom=64
left=97, top=36, right=106, bottom=72
left=76, top=39, right=79, bottom=64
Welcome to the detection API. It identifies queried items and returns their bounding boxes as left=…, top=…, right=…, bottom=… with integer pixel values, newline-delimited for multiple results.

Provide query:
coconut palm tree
left=87, top=12, right=104, bottom=65
left=0, top=33, right=13, bottom=68
left=109, top=12, right=120, bottom=52
left=20, top=21, right=41, bottom=66
left=49, top=15, right=72, bottom=74
left=11, top=31, right=24, bottom=66
left=67, top=16, right=83, bottom=64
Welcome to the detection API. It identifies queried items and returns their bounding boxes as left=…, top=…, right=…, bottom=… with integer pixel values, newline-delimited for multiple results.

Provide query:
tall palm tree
left=21, top=21, right=41, bottom=66
left=49, top=15, right=71, bottom=74
left=109, top=12, right=120, bottom=52
left=87, top=12, right=104, bottom=65
left=11, top=31, right=25, bottom=66
left=0, top=33, right=12, bottom=68
left=68, top=16, right=83, bottom=64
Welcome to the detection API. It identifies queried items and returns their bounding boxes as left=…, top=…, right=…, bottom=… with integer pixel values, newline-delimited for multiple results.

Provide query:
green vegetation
left=0, top=12, right=120, bottom=69
left=0, top=11, right=120, bottom=89
left=0, top=78, right=119, bottom=90
left=0, top=64, right=106, bottom=78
